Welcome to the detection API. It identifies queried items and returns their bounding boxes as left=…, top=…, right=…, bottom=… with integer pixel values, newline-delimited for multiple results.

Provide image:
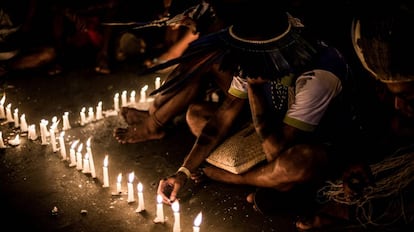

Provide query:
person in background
left=295, top=1, right=414, bottom=230
left=114, top=0, right=242, bottom=144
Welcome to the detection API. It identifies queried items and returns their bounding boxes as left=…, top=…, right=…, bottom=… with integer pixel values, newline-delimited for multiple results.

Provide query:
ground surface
left=0, top=59, right=412, bottom=232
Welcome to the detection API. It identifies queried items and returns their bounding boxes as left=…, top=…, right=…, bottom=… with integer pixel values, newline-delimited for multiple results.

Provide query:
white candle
left=80, top=107, right=86, bottom=126
left=96, top=101, right=103, bottom=120
left=121, top=90, right=127, bottom=107
left=76, top=143, right=83, bottom=170
left=153, top=194, right=165, bottom=223
left=87, top=107, right=94, bottom=122
left=13, top=108, right=19, bottom=128
left=193, top=212, right=202, bottom=232
left=86, top=137, right=96, bottom=178
left=114, top=93, right=120, bottom=112
left=0, top=94, right=5, bottom=119
left=127, top=172, right=135, bottom=203
left=20, top=114, right=28, bottom=133
left=135, top=182, right=145, bottom=212
left=116, top=173, right=123, bottom=193
left=0, top=131, right=6, bottom=148
left=155, top=77, right=161, bottom=89
left=39, top=119, right=49, bottom=145
left=8, top=134, right=20, bottom=146
left=28, top=124, right=37, bottom=140
left=51, top=116, right=59, bottom=133
left=49, top=125, right=57, bottom=152
left=102, top=155, right=109, bottom=188
left=82, top=152, right=91, bottom=174
left=69, top=140, right=79, bottom=167
left=129, top=90, right=136, bottom=104
left=6, top=103, right=13, bottom=122
left=139, top=85, right=148, bottom=103
left=172, top=200, right=181, bottom=232
left=62, top=112, right=71, bottom=130
left=58, top=131, right=67, bottom=161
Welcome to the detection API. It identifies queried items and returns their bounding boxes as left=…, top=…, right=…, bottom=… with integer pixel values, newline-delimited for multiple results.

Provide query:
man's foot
left=113, top=119, right=166, bottom=144
left=121, top=107, right=149, bottom=125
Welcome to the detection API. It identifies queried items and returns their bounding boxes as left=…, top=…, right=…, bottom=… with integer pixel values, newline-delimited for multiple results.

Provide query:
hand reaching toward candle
left=157, top=172, right=188, bottom=204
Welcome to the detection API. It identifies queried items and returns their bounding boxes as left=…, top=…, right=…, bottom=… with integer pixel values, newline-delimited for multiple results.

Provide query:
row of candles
left=0, top=77, right=205, bottom=231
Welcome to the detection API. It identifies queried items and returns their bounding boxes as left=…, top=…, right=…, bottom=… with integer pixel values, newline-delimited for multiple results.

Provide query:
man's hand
left=157, top=172, right=188, bottom=204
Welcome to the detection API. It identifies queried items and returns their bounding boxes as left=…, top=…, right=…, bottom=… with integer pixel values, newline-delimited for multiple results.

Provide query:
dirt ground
left=0, top=58, right=412, bottom=232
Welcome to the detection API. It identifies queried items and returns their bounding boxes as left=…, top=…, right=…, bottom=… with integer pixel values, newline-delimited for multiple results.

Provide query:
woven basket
left=206, top=123, right=266, bottom=174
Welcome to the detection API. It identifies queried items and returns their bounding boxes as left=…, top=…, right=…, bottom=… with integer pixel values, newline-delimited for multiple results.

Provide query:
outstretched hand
left=157, top=172, right=188, bottom=205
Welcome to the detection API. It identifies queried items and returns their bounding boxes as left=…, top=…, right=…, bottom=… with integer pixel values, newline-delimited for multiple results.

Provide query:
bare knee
left=186, top=103, right=218, bottom=136
left=278, top=144, right=329, bottom=184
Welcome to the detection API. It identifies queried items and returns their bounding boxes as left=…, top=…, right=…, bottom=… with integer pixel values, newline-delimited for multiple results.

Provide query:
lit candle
left=155, top=77, right=161, bottom=90
left=49, top=124, right=57, bottom=152
left=139, top=85, right=148, bottom=103
left=116, top=173, right=123, bottom=194
left=96, top=101, right=103, bottom=120
left=76, top=143, right=83, bottom=170
left=28, top=124, right=37, bottom=140
left=0, top=131, right=6, bottom=148
left=127, top=172, right=135, bottom=203
left=153, top=194, right=165, bottom=223
left=62, top=112, right=71, bottom=130
left=86, top=137, right=96, bottom=178
left=51, top=116, right=59, bottom=133
left=82, top=152, right=91, bottom=174
left=135, top=182, right=145, bottom=212
left=39, top=119, right=49, bottom=145
left=58, top=131, right=67, bottom=161
left=121, top=90, right=127, bottom=107
left=172, top=200, right=181, bottom=232
left=114, top=93, right=120, bottom=112
left=0, top=94, right=5, bottom=119
left=5, top=103, right=13, bottom=122
left=102, top=155, right=109, bottom=188
left=129, top=90, right=136, bottom=104
left=80, top=107, right=86, bottom=126
left=13, top=108, right=19, bottom=128
left=20, top=114, right=28, bottom=133
left=69, top=140, right=79, bottom=167
left=87, top=107, right=94, bottom=122
left=193, top=212, right=202, bottom=232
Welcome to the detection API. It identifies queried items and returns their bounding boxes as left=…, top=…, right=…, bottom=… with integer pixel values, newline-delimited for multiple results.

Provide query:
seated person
left=153, top=1, right=358, bottom=221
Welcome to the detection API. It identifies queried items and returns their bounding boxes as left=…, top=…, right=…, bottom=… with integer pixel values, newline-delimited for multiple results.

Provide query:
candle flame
left=157, top=194, right=163, bottom=204
left=81, top=107, right=86, bottom=113
left=137, top=182, right=143, bottom=192
left=71, top=140, right=80, bottom=149
left=122, top=90, right=127, bottom=96
left=117, top=173, right=122, bottom=183
left=194, top=212, right=202, bottom=227
left=172, top=200, right=179, bottom=212
left=14, top=108, right=18, bottom=113
left=98, top=101, right=102, bottom=107
left=6, top=103, right=11, bottom=109
left=130, top=90, right=136, bottom=97
left=0, top=94, right=5, bottom=105
left=128, top=172, right=135, bottom=183
left=114, top=93, right=119, bottom=98
left=104, top=155, right=108, bottom=167
left=77, top=143, right=83, bottom=152
left=20, top=114, right=25, bottom=120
